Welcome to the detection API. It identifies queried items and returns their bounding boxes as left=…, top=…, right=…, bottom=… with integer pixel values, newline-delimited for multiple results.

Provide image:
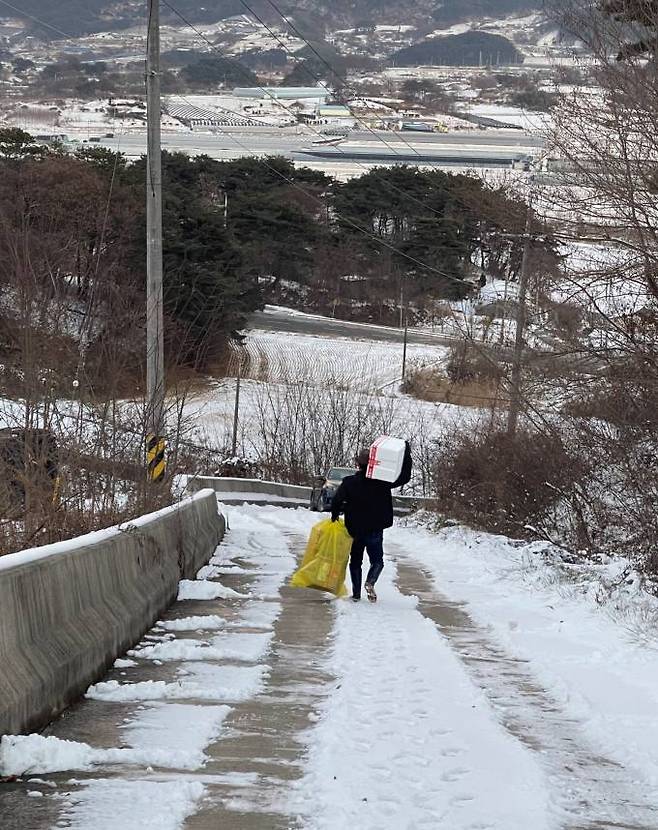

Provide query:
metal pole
left=146, top=0, right=165, bottom=483
left=401, top=273, right=409, bottom=381
left=507, top=197, right=533, bottom=437
left=231, top=359, right=241, bottom=458
left=499, top=274, right=510, bottom=346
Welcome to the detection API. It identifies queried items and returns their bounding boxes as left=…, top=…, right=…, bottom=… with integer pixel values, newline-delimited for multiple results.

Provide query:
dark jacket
left=331, top=442, right=412, bottom=538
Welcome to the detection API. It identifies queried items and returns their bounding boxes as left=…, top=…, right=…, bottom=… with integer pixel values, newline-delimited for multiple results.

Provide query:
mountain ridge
left=4, top=0, right=544, bottom=39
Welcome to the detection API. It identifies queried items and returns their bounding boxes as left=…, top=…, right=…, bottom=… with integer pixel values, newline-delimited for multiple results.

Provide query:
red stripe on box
left=367, top=436, right=387, bottom=478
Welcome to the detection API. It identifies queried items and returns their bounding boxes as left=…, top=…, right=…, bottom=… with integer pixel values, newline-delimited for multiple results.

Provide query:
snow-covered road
left=2, top=502, right=658, bottom=829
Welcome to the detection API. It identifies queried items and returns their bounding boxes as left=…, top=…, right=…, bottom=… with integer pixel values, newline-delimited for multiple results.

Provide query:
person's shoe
left=352, top=595, right=360, bottom=602
left=365, top=583, right=377, bottom=603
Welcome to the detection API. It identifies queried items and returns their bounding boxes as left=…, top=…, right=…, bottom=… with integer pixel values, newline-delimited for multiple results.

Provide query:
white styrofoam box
left=366, top=435, right=406, bottom=483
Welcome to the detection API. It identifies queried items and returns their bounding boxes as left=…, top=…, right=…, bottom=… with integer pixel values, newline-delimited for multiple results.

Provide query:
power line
left=159, top=0, right=479, bottom=227
left=165, top=86, right=570, bottom=436
left=167, top=91, right=468, bottom=289
left=260, top=0, right=346, bottom=89
left=90, top=3, right=552, bottom=429
left=253, top=0, right=535, bottom=225
left=162, top=0, right=538, bottom=250
left=0, top=0, right=71, bottom=39
left=162, top=89, right=567, bottom=433
left=234, top=0, right=484, bottom=219
left=241, top=0, right=429, bottom=163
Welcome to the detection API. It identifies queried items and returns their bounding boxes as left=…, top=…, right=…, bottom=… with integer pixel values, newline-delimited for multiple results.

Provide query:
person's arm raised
left=391, top=441, right=412, bottom=489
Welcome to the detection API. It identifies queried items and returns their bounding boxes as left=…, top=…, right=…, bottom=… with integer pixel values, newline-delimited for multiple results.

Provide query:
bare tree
left=428, top=0, right=658, bottom=564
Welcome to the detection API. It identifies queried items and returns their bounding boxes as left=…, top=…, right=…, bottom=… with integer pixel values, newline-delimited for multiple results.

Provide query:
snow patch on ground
left=159, top=615, right=226, bottom=631
left=392, top=521, right=658, bottom=798
left=87, top=664, right=267, bottom=703
left=177, top=579, right=249, bottom=600
left=120, top=703, right=231, bottom=768
left=131, top=632, right=273, bottom=663
left=64, top=779, right=205, bottom=830
left=0, top=725, right=227, bottom=775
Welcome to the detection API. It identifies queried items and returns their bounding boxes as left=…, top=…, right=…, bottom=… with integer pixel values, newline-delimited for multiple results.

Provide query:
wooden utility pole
left=507, top=197, right=533, bottom=437
left=399, top=271, right=410, bottom=381
left=146, top=0, right=165, bottom=483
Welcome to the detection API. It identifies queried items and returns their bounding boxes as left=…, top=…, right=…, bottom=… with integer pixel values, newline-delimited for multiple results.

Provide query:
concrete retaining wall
left=185, top=476, right=435, bottom=512
left=0, top=489, right=225, bottom=737
left=186, top=476, right=312, bottom=507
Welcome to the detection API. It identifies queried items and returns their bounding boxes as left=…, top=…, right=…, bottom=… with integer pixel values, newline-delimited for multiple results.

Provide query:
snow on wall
left=0, top=490, right=225, bottom=737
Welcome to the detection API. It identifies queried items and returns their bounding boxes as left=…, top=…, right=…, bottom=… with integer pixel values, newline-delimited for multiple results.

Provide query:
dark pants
left=349, top=530, right=384, bottom=599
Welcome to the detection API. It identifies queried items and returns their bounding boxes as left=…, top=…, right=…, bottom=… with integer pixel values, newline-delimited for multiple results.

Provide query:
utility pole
left=399, top=271, right=409, bottom=381
left=231, top=358, right=241, bottom=458
left=145, top=0, right=166, bottom=483
left=507, top=195, right=533, bottom=437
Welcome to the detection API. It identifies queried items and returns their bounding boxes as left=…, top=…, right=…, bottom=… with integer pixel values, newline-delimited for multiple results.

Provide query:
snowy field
left=3, top=501, right=658, bottom=828
left=557, top=241, right=652, bottom=317
left=181, top=315, right=459, bottom=459
left=234, top=328, right=447, bottom=390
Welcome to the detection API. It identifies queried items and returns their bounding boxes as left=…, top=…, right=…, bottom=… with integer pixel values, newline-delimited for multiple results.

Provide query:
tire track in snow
left=183, top=519, right=336, bottom=829
left=394, top=557, right=658, bottom=830
left=231, top=330, right=444, bottom=391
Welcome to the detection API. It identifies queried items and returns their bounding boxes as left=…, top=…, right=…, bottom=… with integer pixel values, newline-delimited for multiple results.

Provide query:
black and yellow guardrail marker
left=146, top=433, right=166, bottom=483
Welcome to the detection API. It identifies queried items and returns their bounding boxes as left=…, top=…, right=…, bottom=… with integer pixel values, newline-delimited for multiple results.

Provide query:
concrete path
left=3, top=504, right=658, bottom=829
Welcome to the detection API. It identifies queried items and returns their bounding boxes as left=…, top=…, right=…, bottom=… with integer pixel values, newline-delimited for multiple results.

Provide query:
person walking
left=331, top=441, right=412, bottom=603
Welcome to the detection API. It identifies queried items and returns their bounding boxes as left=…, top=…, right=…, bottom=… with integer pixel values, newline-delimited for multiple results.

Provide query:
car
left=309, top=466, right=354, bottom=512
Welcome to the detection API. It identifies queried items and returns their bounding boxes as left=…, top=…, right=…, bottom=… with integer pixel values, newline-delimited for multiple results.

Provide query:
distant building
left=316, top=104, right=352, bottom=119
left=107, top=98, right=145, bottom=120
left=33, top=133, right=69, bottom=144
left=164, top=101, right=267, bottom=129
left=305, top=102, right=357, bottom=130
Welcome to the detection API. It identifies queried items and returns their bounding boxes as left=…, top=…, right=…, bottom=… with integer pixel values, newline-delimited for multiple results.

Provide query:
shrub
left=548, top=301, right=583, bottom=339
left=433, top=423, right=585, bottom=537
left=445, top=341, right=503, bottom=384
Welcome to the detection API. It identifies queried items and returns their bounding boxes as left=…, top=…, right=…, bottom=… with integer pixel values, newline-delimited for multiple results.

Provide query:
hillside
left=393, top=32, right=524, bottom=66
left=431, top=0, right=543, bottom=24
left=7, top=0, right=544, bottom=38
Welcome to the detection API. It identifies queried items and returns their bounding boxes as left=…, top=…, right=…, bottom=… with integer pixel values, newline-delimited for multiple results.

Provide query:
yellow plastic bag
left=291, top=518, right=352, bottom=597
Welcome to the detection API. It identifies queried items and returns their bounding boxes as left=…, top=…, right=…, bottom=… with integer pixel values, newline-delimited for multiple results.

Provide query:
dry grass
left=402, top=365, right=510, bottom=409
